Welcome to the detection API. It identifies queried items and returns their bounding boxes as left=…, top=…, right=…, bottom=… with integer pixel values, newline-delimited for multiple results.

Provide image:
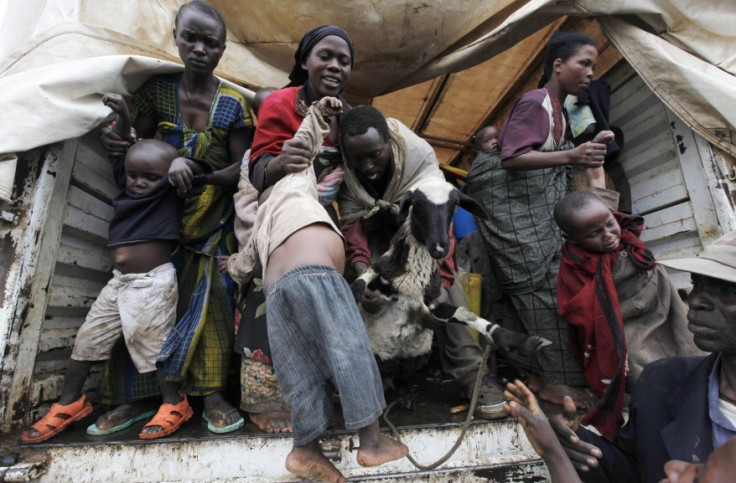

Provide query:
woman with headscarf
left=234, top=25, right=354, bottom=434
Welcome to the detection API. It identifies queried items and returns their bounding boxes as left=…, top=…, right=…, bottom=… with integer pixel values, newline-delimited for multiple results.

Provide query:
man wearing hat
left=550, top=230, right=736, bottom=482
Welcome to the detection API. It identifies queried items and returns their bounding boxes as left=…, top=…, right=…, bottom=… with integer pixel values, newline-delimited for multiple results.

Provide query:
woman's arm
left=207, top=126, right=252, bottom=187
left=501, top=141, right=607, bottom=171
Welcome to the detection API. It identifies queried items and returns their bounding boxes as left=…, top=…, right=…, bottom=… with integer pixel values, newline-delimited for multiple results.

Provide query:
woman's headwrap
left=287, top=25, right=354, bottom=87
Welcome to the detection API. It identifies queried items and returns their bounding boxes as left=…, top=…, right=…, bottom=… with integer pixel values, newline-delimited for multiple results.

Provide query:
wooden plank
left=4, top=140, right=77, bottom=428
left=38, top=327, right=78, bottom=353
left=629, top=160, right=685, bottom=198
left=664, top=107, right=724, bottom=243
left=640, top=214, right=697, bottom=243
left=643, top=201, right=695, bottom=230
left=43, top=316, right=85, bottom=331
left=71, top=157, right=118, bottom=203
left=63, top=204, right=110, bottom=243
left=66, top=184, right=114, bottom=221
left=632, top=184, right=688, bottom=215
left=648, top=231, right=703, bottom=260
left=697, top=142, right=736, bottom=235
left=47, top=273, right=104, bottom=309
left=622, top=135, right=677, bottom=179
left=57, top=240, right=113, bottom=275
left=605, top=60, right=636, bottom=93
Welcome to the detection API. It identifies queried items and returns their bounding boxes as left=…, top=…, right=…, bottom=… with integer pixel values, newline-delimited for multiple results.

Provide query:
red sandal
left=139, top=394, right=193, bottom=440
left=21, top=395, right=93, bottom=444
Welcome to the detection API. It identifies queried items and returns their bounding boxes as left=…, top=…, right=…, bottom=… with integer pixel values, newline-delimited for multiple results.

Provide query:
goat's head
left=398, top=178, right=488, bottom=259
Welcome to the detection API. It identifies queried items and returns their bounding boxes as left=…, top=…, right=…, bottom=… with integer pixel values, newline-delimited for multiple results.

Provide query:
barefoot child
left=21, top=94, right=211, bottom=444
left=553, top=187, right=702, bottom=440
left=227, top=97, right=407, bottom=482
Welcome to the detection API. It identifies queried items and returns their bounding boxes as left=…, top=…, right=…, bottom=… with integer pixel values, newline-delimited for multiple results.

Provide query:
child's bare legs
left=286, top=440, right=346, bottom=483
left=356, top=419, right=408, bottom=467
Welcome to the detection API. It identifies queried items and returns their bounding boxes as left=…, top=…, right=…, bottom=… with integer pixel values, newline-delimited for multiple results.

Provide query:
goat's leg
left=431, top=304, right=552, bottom=356
left=350, top=268, right=379, bottom=302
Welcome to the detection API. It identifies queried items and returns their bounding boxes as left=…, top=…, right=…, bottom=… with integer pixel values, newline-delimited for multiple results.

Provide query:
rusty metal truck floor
left=13, top=367, right=494, bottom=447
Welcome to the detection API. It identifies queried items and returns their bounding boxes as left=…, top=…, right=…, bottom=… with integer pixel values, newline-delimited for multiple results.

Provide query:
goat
left=350, top=176, right=552, bottom=370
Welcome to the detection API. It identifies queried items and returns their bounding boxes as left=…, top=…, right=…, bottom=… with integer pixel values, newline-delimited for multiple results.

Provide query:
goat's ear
left=398, top=190, right=414, bottom=222
left=458, top=190, right=489, bottom=220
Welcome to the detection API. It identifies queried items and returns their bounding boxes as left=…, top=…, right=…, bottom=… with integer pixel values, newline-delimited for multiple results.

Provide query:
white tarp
left=1, top=0, right=735, bottom=199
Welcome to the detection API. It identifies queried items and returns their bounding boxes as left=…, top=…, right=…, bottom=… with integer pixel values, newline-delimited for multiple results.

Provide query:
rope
left=382, top=340, right=495, bottom=471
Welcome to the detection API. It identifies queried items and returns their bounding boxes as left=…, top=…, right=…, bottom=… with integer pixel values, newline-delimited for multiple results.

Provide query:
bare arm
left=100, top=109, right=158, bottom=157
left=586, top=130, right=615, bottom=188
left=208, top=126, right=252, bottom=187
left=504, top=380, right=581, bottom=483
left=501, top=141, right=608, bottom=171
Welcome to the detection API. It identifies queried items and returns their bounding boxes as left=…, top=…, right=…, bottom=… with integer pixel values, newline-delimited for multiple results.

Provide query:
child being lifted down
left=22, top=94, right=211, bottom=444
left=226, top=97, right=407, bottom=483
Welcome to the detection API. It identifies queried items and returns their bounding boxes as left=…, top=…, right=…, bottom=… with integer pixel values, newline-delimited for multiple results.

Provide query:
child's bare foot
left=285, top=442, right=346, bottom=483
left=528, top=375, right=596, bottom=409
left=356, top=433, right=409, bottom=467
left=249, top=411, right=292, bottom=433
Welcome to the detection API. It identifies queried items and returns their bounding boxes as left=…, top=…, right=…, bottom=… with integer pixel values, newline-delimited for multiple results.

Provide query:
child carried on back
left=21, top=94, right=210, bottom=444
left=553, top=185, right=702, bottom=440
left=226, top=96, right=407, bottom=483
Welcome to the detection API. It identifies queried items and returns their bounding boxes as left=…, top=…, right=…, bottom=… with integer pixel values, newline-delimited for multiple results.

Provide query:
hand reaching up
left=504, top=380, right=582, bottom=483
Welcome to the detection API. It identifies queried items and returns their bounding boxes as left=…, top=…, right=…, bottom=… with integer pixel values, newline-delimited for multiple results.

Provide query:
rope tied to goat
left=382, top=339, right=495, bottom=471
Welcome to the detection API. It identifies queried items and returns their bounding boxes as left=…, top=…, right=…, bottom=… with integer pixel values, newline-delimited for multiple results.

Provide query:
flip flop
left=202, top=407, right=245, bottom=434
left=86, top=408, right=156, bottom=436
left=139, top=394, right=193, bottom=440
left=21, top=395, right=93, bottom=444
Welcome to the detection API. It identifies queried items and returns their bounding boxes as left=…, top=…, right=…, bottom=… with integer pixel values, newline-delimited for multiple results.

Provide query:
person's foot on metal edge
left=465, top=373, right=509, bottom=420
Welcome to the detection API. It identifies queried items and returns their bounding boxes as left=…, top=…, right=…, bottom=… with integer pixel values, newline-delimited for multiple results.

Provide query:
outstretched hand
left=503, top=380, right=558, bottom=457
left=504, top=380, right=583, bottom=483
left=549, top=395, right=603, bottom=472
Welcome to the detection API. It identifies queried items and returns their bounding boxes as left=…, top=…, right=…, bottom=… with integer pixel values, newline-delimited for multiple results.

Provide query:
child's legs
left=71, top=275, right=125, bottom=365
left=117, top=263, right=178, bottom=374
left=65, top=276, right=125, bottom=404
left=267, top=266, right=385, bottom=434
left=266, top=270, right=334, bottom=445
left=314, top=270, right=385, bottom=431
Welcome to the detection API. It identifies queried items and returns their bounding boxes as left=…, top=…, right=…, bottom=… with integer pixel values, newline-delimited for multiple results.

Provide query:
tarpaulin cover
left=1, top=0, right=734, bottom=199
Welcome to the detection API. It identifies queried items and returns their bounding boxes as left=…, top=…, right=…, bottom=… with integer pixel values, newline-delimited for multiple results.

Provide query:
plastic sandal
left=138, top=394, right=193, bottom=440
left=21, top=395, right=93, bottom=444
left=87, top=408, right=156, bottom=436
left=202, top=407, right=245, bottom=434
